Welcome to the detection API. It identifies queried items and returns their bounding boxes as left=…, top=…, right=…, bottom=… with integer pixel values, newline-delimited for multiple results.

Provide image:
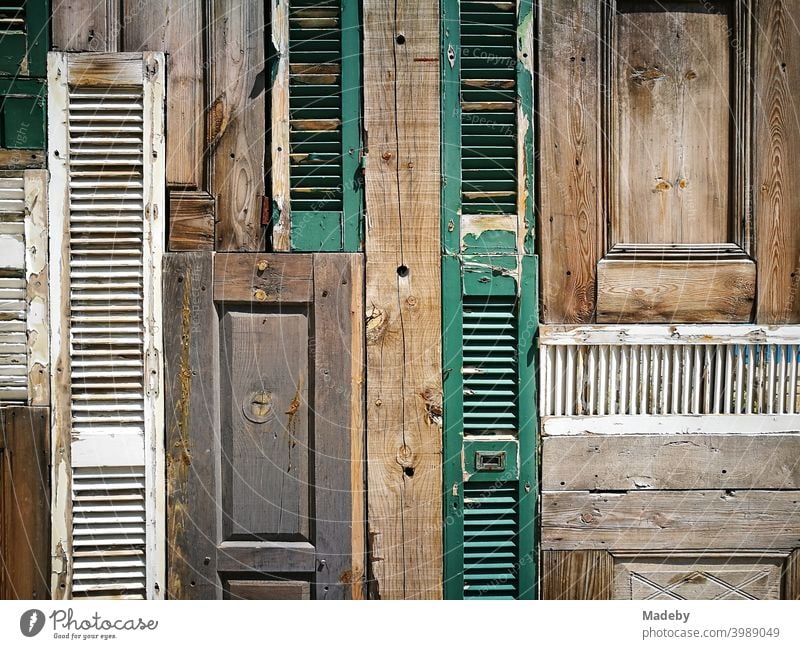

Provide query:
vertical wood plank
left=0, top=407, right=49, bottom=599
left=164, top=252, right=219, bottom=600
left=783, top=549, right=800, bottom=599
left=313, top=254, right=365, bottom=599
left=271, top=0, right=291, bottom=251
left=363, top=0, right=442, bottom=599
left=210, top=0, right=266, bottom=251
left=542, top=550, right=613, bottom=600
left=538, top=0, right=601, bottom=323
left=51, top=0, right=120, bottom=52
left=123, top=0, right=205, bottom=189
left=756, top=0, right=800, bottom=323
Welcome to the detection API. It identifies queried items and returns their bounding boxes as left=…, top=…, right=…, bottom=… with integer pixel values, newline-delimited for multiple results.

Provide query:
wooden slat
left=168, top=192, right=215, bottom=251
left=66, top=53, right=143, bottom=86
left=597, top=258, right=756, bottom=323
left=210, top=0, right=265, bottom=251
left=52, top=0, right=120, bottom=52
left=784, top=549, right=800, bottom=599
left=543, top=434, right=800, bottom=490
left=540, top=324, right=800, bottom=346
left=541, top=550, right=613, bottom=600
left=755, top=0, right=800, bottom=323
left=212, top=254, right=313, bottom=304
left=0, top=406, right=50, bottom=599
left=0, top=150, right=45, bottom=169
left=364, top=0, right=442, bottom=599
left=539, top=0, right=600, bottom=323
left=164, top=252, right=217, bottom=600
left=543, top=414, right=800, bottom=436
left=271, top=0, right=291, bottom=251
left=542, top=491, right=800, bottom=550
left=226, top=580, right=310, bottom=600
left=123, top=0, right=204, bottom=188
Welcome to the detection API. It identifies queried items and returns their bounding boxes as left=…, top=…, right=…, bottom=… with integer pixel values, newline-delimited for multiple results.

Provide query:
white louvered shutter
left=48, top=52, right=165, bottom=600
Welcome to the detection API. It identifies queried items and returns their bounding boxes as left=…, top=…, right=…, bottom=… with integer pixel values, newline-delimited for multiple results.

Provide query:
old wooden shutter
left=272, top=0, right=363, bottom=251
left=0, top=0, right=47, bottom=149
left=441, top=0, right=537, bottom=599
left=165, top=253, right=364, bottom=599
left=48, top=52, right=166, bottom=599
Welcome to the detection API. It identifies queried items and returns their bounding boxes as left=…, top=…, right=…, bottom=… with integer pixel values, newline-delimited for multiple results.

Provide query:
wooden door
left=165, top=252, right=364, bottom=599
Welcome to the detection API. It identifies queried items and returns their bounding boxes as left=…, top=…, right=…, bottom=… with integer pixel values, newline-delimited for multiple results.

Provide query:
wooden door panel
left=166, top=252, right=364, bottom=599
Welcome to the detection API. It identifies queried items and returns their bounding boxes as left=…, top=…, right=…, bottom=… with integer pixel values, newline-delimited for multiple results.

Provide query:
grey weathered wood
left=215, top=543, right=316, bottom=574
left=614, top=553, right=784, bottom=600
left=226, top=580, right=310, bottom=600
left=313, top=254, right=364, bottom=599
left=52, top=0, right=119, bottom=52
left=542, top=491, right=800, bottom=550
left=543, top=434, right=800, bottom=491
left=213, top=254, right=313, bottom=304
left=0, top=150, right=45, bottom=169
left=541, top=550, right=613, bottom=600
left=783, top=549, right=800, bottom=599
left=165, top=252, right=218, bottom=600
left=539, top=0, right=601, bottom=324
left=220, top=311, right=309, bottom=539
left=210, top=0, right=265, bottom=251
left=0, top=406, right=49, bottom=599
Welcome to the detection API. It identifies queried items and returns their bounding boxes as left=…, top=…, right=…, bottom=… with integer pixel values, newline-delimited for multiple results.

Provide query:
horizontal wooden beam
left=542, top=414, right=800, bottom=436
left=168, top=191, right=215, bottom=251
left=213, top=254, right=313, bottom=304
left=540, top=324, right=800, bottom=346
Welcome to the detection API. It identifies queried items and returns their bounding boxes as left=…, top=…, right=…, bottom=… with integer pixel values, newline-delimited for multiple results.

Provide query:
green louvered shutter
left=0, top=0, right=48, bottom=149
left=441, top=0, right=537, bottom=600
left=272, top=0, right=362, bottom=252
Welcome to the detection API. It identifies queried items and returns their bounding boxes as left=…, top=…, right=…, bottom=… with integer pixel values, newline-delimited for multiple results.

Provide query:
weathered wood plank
left=364, top=0, right=442, bottom=599
left=226, top=580, right=310, bottom=600
left=213, top=253, right=313, bottom=304
left=214, top=543, right=316, bottom=574
left=313, top=254, right=364, bottom=599
left=164, top=252, right=218, bottom=600
left=210, top=0, right=265, bottom=251
left=271, top=0, right=291, bottom=251
left=66, top=52, right=142, bottom=86
left=52, top=0, right=120, bottom=52
left=783, top=549, right=800, bottom=599
left=539, top=0, right=601, bottom=323
left=0, top=406, right=49, bottom=599
left=597, top=258, right=756, bottom=323
left=543, top=434, right=800, bottom=490
left=0, top=150, right=45, bottom=169
left=168, top=192, right=215, bottom=251
left=541, top=550, right=613, bottom=600
left=542, top=491, right=800, bottom=550
left=755, top=0, right=800, bottom=323
left=540, top=324, right=800, bottom=346
left=123, top=0, right=204, bottom=188
left=24, top=170, right=48, bottom=406
left=543, top=414, right=800, bottom=436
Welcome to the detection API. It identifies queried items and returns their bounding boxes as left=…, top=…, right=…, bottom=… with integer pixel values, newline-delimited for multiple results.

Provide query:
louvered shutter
left=0, top=0, right=47, bottom=149
left=272, top=0, right=363, bottom=251
left=442, top=0, right=537, bottom=600
left=48, top=52, right=165, bottom=600
left=0, top=169, right=48, bottom=404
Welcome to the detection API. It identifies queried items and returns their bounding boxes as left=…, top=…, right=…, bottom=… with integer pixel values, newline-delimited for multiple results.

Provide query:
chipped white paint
left=48, top=51, right=165, bottom=601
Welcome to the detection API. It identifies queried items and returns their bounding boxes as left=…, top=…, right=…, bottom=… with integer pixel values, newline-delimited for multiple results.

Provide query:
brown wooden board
left=543, top=434, right=800, bottom=491
left=541, top=550, right=613, bottom=600
left=542, top=491, right=800, bottom=550
left=225, top=580, right=310, bottom=600
left=363, top=0, right=442, bottom=599
left=168, top=192, right=215, bottom=251
left=165, top=252, right=364, bottom=599
left=596, top=258, right=755, bottom=323
left=755, top=0, right=800, bottom=323
left=538, top=0, right=601, bottom=324
left=0, top=406, right=49, bottom=599
left=783, top=549, right=800, bottom=599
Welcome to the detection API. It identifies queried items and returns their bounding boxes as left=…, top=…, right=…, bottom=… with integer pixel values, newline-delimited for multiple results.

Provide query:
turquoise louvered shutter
left=272, top=0, right=363, bottom=251
left=441, top=0, right=537, bottom=600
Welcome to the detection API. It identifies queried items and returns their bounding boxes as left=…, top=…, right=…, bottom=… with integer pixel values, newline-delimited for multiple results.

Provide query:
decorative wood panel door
left=165, top=252, right=364, bottom=599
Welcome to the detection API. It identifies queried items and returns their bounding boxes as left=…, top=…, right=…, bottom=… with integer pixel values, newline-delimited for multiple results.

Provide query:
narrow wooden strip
left=213, top=254, right=313, bottom=304
left=24, top=170, right=48, bottom=406
left=271, top=0, right=291, bottom=251
left=541, top=550, right=613, bottom=600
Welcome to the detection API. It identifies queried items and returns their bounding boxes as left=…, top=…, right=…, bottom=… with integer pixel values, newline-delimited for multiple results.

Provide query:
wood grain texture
left=210, top=0, right=265, bottom=251
left=539, top=0, right=601, bottom=324
left=123, top=0, right=204, bottom=188
left=226, top=580, right=310, bottom=600
left=542, top=491, right=800, bottom=550
left=213, top=253, right=313, bottom=304
left=783, top=549, right=800, bottom=599
left=614, top=553, right=784, bottom=600
left=364, top=0, right=442, bottom=599
left=271, top=0, right=291, bottom=251
left=543, top=434, right=800, bottom=491
left=0, top=150, right=45, bottom=169
left=596, top=258, right=756, bottom=323
left=755, top=0, right=800, bottom=323
left=612, top=3, right=731, bottom=244
left=51, top=0, right=120, bottom=52
left=541, top=550, right=613, bottom=600
left=164, top=252, right=218, bottom=600
left=168, top=191, right=215, bottom=251
left=0, top=407, right=49, bottom=599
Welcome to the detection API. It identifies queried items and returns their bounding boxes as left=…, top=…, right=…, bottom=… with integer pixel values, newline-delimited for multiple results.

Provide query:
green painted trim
left=0, top=77, right=46, bottom=96
left=441, top=0, right=461, bottom=254
left=517, top=0, right=535, bottom=254
left=290, top=210, right=343, bottom=251
left=26, top=0, right=50, bottom=78
left=517, top=254, right=538, bottom=599
left=340, top=0, right=363, bottom=251
left=442, top=253, right=464, bottom=600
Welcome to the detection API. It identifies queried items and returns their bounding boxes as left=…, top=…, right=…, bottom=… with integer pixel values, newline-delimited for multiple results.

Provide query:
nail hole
left=404, top=466, right=415, bottom=478
left=397, top=265, right=409, bottom=277
left=322, top=289, right=329, bottom=297
left=721, top=469, right=727, bottom=474
left=566, top=270, right=572, bottom=276
left=396, top=34, right=405, bottom=45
